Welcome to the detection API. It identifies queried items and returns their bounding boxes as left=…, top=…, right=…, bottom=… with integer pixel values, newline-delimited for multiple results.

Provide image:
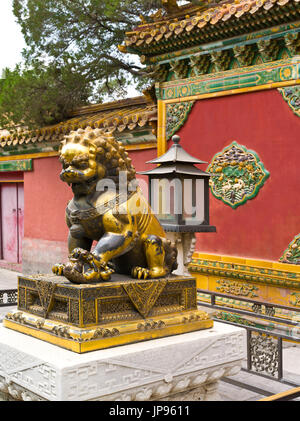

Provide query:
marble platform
left=0, top=322, right=246, bottom=401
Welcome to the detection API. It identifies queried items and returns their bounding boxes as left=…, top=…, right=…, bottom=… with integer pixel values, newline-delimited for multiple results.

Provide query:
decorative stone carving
left=0, top=290, right=17, bottom=306
left=166, top=232, right=197, bottom=276
left=279, top=233, right=300, bottom=265
left=249, top=332, right=279, bottom=377
left=278, top=85, right=300, bottom=118
left=216, top=279, right=259, bottom=298
left=207, top=141, right=270, bottom=209
left=166, top=101, right=195, bottom=140
left=0, top=322, right=246, bottom=401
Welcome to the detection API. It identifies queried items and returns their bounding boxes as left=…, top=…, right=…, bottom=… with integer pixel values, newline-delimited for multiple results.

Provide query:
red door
left=17, top=184, right=24, bottom=262
left=1, top=183, right=24, bottom=263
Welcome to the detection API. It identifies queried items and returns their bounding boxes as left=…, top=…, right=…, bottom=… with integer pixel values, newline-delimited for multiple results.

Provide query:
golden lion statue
left=52, top=127, right=177, bottom=284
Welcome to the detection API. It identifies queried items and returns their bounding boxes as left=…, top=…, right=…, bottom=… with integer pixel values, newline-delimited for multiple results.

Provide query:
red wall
left=24, top=157, right=72, bottom=242
left=176, top=89, right=300, bottom=262
left=24, top=148, right=157, bottom=243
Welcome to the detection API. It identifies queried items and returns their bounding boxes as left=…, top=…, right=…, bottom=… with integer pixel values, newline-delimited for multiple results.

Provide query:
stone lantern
left=139, top=135, right=216, bottom=275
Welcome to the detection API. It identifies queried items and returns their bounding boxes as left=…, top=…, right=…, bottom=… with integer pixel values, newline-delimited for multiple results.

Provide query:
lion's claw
left=132, top=266, right=150, bottom=280
left=52, top=263, right=65, bottom=276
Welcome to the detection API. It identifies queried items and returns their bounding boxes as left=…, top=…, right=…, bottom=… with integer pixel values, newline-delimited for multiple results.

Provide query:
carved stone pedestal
left=3, top=273, right=212, bottom=353
left=0, top=322, right=246, bottom=401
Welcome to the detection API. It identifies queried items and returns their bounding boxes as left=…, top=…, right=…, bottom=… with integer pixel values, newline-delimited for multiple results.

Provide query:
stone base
left=4, top=273, right=213, bottom=353
left=4, top=309, right=212, bottom=353
left=0, top=322, right=246, bottom=401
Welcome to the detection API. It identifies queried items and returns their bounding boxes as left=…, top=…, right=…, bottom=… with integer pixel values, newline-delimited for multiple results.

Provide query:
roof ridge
left=0, top=101, right=158, bottom=149
left=69, top=96, right=149, bottom=117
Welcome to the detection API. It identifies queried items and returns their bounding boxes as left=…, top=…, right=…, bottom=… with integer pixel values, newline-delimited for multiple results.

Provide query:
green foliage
left=1, top=0, right=166, bottom=129
left=0, top=62, right=93, bottom=129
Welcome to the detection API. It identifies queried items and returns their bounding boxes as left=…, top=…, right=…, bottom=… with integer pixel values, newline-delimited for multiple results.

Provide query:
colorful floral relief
left=279, top=233, right=300, bottom=265
left=278, top=85, right=300, bottom=118
left=166, top=101, right=195, bottom=139
left=207, top=142, right=270, bottom=209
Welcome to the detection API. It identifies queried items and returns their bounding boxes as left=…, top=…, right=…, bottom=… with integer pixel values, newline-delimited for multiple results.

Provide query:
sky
left=0, top=0, right=140, bottom=98
left=0, top=1, right=26, bottom=74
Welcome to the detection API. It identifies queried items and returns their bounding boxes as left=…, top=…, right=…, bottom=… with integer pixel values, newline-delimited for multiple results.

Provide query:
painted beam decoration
left=158, top=58, right=300, bottom=100
left=207, top=142, right=270, bottom=209
left=0, top=159, right=32, bottom=172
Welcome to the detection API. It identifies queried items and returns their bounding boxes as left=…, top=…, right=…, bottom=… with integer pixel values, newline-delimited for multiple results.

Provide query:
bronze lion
left=53, top=127, right=177, bottom=283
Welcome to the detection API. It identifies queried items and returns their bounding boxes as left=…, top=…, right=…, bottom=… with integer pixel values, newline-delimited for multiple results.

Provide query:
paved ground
left=0, top=266, right=20, bottom=289
left=218, top=350, right=300, bottom=401
left=0, top=266, right=299, bottom=401
left=0, top=267, right=20, bottom=322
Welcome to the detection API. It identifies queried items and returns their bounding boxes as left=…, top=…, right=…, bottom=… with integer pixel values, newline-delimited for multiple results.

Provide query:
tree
left=0, top=0, right=164, bottom=129
left=0, top=1, right=199, bottom=130
left=0, top=62, right=93, bottom=130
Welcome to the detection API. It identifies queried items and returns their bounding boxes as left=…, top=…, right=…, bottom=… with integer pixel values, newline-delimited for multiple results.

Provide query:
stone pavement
left=0, top=266, right=20, bottom=322
left=0, top=266, right=299, bottom=401
left=218, top=347, right=300, bottom=401
left=0, top=266, right=19, bottom=289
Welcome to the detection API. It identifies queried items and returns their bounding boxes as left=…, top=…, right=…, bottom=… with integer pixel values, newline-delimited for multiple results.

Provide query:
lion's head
left=59, top=127, right=136, bottom=196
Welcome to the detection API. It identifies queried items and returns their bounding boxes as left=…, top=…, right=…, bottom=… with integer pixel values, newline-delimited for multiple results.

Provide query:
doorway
left=0, top=183, right=24, bottom=263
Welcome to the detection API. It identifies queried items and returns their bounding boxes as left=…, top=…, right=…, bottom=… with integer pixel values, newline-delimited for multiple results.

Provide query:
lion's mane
left=59, top=127, right=136, bottom=183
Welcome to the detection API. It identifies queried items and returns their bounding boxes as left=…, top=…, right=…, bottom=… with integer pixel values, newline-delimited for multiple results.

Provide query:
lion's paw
left=52, top=263, right=65, bottom=276
left=131, top=266, right=150, bottom=280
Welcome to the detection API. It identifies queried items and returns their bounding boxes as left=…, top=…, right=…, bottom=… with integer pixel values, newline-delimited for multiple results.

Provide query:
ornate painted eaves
left=207, top=141, right=270, bottom=209
left=278, top=84, right=300, bottom=117
left=122, top=0, right=300, bottom=56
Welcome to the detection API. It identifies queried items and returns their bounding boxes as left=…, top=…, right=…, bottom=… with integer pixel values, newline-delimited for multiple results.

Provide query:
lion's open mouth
left=69, top=174, right=98, bottom=190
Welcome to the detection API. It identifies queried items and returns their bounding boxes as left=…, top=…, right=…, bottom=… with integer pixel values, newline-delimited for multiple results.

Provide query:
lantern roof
left=139, top=162, right=210, bottom=177
left=146, top=135, right=207, bottom=165
left=139, top=135, right=211, bottom=177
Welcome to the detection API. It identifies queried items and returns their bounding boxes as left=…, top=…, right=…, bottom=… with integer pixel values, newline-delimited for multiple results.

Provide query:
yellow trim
left=192, top=252, right=300, bottom=273
left=3, top=317, right=213, bottom=354
left=190, top=252, right=300, bottom=314
left=157, top=99, right=167, bottom=157
left=123, top=142, right=157, bottom=151
left=0, top=180, right=24, bottom=183
left=259, top=387, right=300, bottom=401
left=0, top=151, right=59, bottom=161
